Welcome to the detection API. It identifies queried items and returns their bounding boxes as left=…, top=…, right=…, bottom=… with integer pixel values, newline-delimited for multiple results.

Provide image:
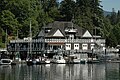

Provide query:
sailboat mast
left=17, top=30, right=18, bottom=40
left=43, top=23, right=45, bottom=51
left=5, top=29, right=7, bottom=50
left=29, top=20, right=32, bottom=58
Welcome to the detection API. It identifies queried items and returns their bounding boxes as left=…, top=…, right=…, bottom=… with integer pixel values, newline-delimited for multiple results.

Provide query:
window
left=69, top=45, right=70, bottom=47
left=77, top=45, right=78, bottom=47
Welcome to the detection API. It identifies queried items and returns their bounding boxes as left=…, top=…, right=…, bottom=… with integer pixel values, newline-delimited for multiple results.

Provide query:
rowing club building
left=7, top=21, right=105, bottom=59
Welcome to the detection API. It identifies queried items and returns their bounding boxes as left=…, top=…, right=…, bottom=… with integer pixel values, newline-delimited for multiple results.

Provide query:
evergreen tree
left=117, top=10, right=120, bottom=23
left=110, top=8, right=117, bottom=25
left=113, top=23, right=120, bottom=45
left=0, top=0, right=120, bottom=47
left=59, top=0, right=76, bottom=21
left=0, top=10, right=19, bottom=35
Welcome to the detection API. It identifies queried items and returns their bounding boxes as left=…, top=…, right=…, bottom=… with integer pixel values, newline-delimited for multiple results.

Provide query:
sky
left=58, top=0, right=120, bottom=12
left=101, top=0, right=120, bottom=12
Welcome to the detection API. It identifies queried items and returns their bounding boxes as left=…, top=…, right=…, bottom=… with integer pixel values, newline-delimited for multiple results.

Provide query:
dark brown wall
left=71, top=43, right=74, bottom=49
left=88, top=43, right=91, bottom=50
left=79, top=43, right=82, bottom=49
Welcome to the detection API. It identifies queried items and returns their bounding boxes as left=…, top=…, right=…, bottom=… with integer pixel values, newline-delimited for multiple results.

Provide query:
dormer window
left=69, top=34, right=74, bottom=39
left=47, top=29, right=50, bottom=32
left=45, top=28, right=51, bottom=33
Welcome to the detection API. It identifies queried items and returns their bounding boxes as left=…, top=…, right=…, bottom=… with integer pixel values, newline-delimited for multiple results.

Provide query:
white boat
left=45, top=59, right=51, bottom=64
left=68, top=54, right=81, bottom=64
left=52, top=55, right=66, bottom=64
left=80, top=59, right=87, bottom=64
left=0, top=59, right=13, bottom=65
left=87, top=58, right=100, bottom=63
left=73, top=58, right=80, bottom=63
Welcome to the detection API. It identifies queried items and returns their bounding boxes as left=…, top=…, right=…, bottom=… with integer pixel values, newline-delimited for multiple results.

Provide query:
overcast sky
left=58, top=0, right=120, bottom=12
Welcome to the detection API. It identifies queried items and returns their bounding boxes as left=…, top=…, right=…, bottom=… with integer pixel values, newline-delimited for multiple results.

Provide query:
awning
left=48, top=42, right=65, bottom=45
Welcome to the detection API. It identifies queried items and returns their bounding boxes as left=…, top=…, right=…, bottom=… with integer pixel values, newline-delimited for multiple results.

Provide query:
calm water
left=0, top=63, right=120, bottom=80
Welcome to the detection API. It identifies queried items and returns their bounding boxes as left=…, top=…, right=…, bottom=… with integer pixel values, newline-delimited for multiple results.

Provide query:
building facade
left=8, top=21, right=105, bottom=59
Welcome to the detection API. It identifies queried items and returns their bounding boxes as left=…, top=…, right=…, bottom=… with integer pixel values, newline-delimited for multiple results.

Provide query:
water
left=0, top=63, right=120, bottom=80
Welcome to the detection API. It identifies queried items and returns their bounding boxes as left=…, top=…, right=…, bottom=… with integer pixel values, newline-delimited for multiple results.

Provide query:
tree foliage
left=59, top=0, right=76, bottom=21
left=0, top=10, right=20, bottom=35
left=0, top=0, right=120, bottom=47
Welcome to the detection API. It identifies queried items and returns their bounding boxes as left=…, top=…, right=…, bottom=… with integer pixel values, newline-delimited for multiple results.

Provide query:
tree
left=0, top=10, right=20, bottom=35
left=5, top=0, right=52, bottom=38
left=43, top=0, right=61, bottom=21
left=0, top=27, right=5, bottom=47
left=109, top=8, right=117, bottom=25
left=59, top=0, right=76, bottom=21
left=113, top=23, right=120, bottom=45
left=101, top=18, right=112, bottom=38
left=48, top=7, right=61, bottom=21
left=117, top=10, right=120, bottom=23
left=106, top=31, right=118, bottom=47
left=75, top=15, right=94, bottom=32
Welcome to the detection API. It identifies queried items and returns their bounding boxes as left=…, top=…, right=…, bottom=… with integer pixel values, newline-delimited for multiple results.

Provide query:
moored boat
left=36, top=58, right=51, bottom=64
left=51, top=55, right=66, bottom=64
left=73, top=58, right=80, bottom=64
left=87, top=58, right=100, bottom=63
left=80, top=59, right=87, bottom=64
left=0, top=59, right=13, bottom=65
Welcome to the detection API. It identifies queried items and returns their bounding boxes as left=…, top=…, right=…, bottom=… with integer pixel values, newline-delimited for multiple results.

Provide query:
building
left=8, top=21, right=105, bottom=59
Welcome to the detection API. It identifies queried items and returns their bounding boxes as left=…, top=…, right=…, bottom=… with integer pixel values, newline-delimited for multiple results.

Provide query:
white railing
left=65, top=29, right=77, bottom=33
left=10, top=39, right=105, bottom=44
left=10, top=39, right=43, bottom=43
left=45, top=39, right=105, bottom=43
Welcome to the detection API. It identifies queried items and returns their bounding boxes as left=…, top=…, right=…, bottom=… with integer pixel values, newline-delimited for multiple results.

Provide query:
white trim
left=82, top=30, right=92, bottom=37
left=82, top=44, right=88, bottom=50
left=74, top=44, right=79, bottom=50
left=65, top=43, right=71, bottom=50
left=53, top=29, right=64, bottom=37
left=91, top=44, right=95, bottom=50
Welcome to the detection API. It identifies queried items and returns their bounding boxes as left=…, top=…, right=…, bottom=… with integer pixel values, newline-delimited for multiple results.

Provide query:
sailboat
left=36, top=26, right=50, bottom=64
left=26, top=21, right=37, bottom=65
left=26, top=22, right=50, bottom=65
left=0, top=30, right=16, bottom=65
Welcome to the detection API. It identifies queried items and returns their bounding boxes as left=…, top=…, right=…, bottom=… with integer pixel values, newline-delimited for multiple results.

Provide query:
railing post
left=119, top=49, right=120, bottom=58
left=105, top=49, right=106, bottom=62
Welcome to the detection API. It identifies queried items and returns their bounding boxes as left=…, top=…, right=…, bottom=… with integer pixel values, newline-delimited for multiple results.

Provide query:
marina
left=0, top=0, right=120, bottom=80
left=0, top=47, right=120, bottom=65
left=2, top=21, right=119, bottom=65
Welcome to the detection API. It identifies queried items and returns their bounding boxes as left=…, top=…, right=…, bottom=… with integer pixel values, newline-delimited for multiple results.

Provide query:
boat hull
left=0, top=59, right=13, bottom=65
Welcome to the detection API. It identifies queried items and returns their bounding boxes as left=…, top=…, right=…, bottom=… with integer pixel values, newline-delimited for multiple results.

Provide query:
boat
left=73, top=58, right=80, bottom=64
left=0, top=59, right=13, bottom=65
left=80, top=59, right=87, bottom=64
left=26, top=21, right=36, bottom=66
left=36, top=57, right=51, bottom=64
left=65, top=54, right=81, bottom=64
left=51, top=55, right=66, bottom=64
left=44, top=59, right=51, bottom=64
left=26, top=58, right=36, bottom=65
left=51, top=48, right=66, bottom=64
left=87, top=58, right=100, bottom=63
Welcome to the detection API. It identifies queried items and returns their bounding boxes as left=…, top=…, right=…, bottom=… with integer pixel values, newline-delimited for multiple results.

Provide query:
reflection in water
left=0, top=63, right=120, bottom=80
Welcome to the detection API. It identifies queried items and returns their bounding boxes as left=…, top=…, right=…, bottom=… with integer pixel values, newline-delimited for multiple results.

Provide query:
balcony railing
left=45, top=39, right=105, bottom=43
left=10, top=39, right=43, bottom=43
left=65, top=29, right=77, bottom=33
left=8, top=47, right=42, bottom=51
left=10, top=39, right=105, bottom=44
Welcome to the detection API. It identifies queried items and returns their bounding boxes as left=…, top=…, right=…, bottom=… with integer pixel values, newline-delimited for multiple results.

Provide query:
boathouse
left=7, top=21, right=105, bottom=59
